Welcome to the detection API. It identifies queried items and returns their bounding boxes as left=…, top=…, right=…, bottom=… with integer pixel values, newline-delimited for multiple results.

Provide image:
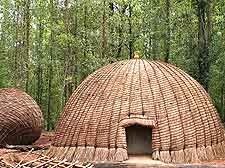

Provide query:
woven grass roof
left=0, top=88, right=43, bottom=146
left=47, top=59, right=225, bottom=163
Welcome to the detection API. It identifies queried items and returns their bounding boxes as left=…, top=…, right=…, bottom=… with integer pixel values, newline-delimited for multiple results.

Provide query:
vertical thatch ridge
left=196, top=146, right=208, bottom=161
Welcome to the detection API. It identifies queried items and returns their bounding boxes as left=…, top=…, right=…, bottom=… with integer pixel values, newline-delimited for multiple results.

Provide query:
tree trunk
left=25, top=0, right=31, bottom=93
left=117, top=4, right=127, bottom=58
left=152, top=24, right=157, bottom=60
left=152, top=0, right=158, bottom=60
left=128, top=2, right=133, bottom=59
left=47, top=51, right=53, bottom=131
left=101, top=0, right=107, bottom=58
left=73, top=0, right=78, bottom=89
left=47, top=0, right=54, bottom=131
left=14, top=2, right=20, bottom=87
left=63, top=0, right=73, bottom=103
left=222, top=78, right=225, bottom=122
left=36, top=23, right=43, bottom=105
left=196, top=0, right=212, bottom=91
left=117, top=25, right=122, bottom=58
left=164, top=0, right=170, bottom=63
left=84, top=4, right=87, bottom=58
left=221, top=64, right=225, bottom=122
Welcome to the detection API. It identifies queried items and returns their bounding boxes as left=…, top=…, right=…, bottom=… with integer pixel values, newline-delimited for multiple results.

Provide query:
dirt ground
left=1, top=132, right=225, bottom=167
left=0, top=131, right=53, bottom=167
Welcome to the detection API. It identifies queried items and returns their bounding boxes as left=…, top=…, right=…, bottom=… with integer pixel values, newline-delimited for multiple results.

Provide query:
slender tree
left=36, top=22, right=44, bottom=105
left=117, top=3, right=127, bottom=58
left=25, top=0, right=31, bottom=93
left=63, top=0, right=73, bottom=103
left=152, top=0, right=159, bottom=60
left=84, top=3, right=88, bottom=58
left=72, top=0, right=78, bottom=89
left=101, top=0, right=107, bottom=58
left=196, top=0, right=212, bottom=91
left=164, top=0, right=171, bottom=62
left=47, top=0, right=55, bottom=130
left=128, top=1, right=133, bottom=59
left=14, top=1, right=20, bottom=87
left=221, top=64, right=225, bottom=122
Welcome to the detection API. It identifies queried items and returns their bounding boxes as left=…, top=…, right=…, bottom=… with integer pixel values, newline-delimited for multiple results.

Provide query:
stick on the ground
left=84, top=163, right=94, bottom=168
left=15, top=148, right=34, bottom=168
left=66, top=161, right=79, bottom=168
left=51, top=159, right=67, bottom=168
left=18, top=156, right=47, bottom=167
left=33, top=157, right=56, bottom=168
left=5, top=144, right=44, bottom=152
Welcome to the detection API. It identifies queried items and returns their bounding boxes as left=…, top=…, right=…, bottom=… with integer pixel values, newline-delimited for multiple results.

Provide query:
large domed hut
left=47, top=58, right=225, bottom=163
left=0, top=88, right=43, bottom=146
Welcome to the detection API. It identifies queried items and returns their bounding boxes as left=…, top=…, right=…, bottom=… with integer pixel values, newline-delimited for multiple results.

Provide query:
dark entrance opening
left=126, top=124, right=152, bottom=155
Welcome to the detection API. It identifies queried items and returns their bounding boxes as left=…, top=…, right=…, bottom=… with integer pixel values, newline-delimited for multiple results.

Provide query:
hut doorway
left=126, top=124, right=152, bottom=155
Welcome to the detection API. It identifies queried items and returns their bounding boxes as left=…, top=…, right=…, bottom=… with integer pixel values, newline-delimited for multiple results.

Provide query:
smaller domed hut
left=47, top=59, right=225, bottom=163
left=0, top=88, right=43, bottom=146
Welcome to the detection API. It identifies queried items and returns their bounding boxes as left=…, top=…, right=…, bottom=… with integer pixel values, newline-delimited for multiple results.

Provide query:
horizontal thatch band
left=46, top=146, right=128, bottom=162
left=46, top=141, right=225, bottom=163
left=152, top=141, right=225, bottom=163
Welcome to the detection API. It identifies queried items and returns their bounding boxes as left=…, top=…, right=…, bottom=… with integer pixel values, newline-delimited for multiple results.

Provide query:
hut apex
left=133, top=51, right=140, bottom=59
left=47, top=59, right=225, bottom=164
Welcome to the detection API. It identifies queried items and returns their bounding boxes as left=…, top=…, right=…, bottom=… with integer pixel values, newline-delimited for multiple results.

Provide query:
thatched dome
left=0, top=88, right=43, bottom=146
left=47, top=59, right=225, bottom=163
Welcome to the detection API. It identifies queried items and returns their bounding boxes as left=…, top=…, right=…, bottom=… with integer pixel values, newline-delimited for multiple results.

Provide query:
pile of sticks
left=14, top=156, right=93, bottom=168
left=1, top=148, right=94, bottom=168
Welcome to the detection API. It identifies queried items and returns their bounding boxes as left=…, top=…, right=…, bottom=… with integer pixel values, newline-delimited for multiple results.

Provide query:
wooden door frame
left=117, top=118, right=155, bottom=156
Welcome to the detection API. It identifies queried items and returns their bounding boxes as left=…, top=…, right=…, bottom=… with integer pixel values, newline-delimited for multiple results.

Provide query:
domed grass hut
left=0, top=88, right=43, bottom=146
left=47, top=59, right=225, bottom=163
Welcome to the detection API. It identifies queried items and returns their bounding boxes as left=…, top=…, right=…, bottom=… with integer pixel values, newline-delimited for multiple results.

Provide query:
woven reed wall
left=47, top=60, right=225, bottom=163
left=0, top=88, right=43, bottom=146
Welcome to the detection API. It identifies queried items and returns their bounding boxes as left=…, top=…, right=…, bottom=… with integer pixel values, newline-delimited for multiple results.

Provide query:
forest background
left=0, top=0, right=225, bottom=130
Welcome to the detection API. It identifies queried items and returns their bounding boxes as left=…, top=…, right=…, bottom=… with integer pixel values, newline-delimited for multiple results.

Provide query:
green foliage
left=0, top=0, right=225, bottom=129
